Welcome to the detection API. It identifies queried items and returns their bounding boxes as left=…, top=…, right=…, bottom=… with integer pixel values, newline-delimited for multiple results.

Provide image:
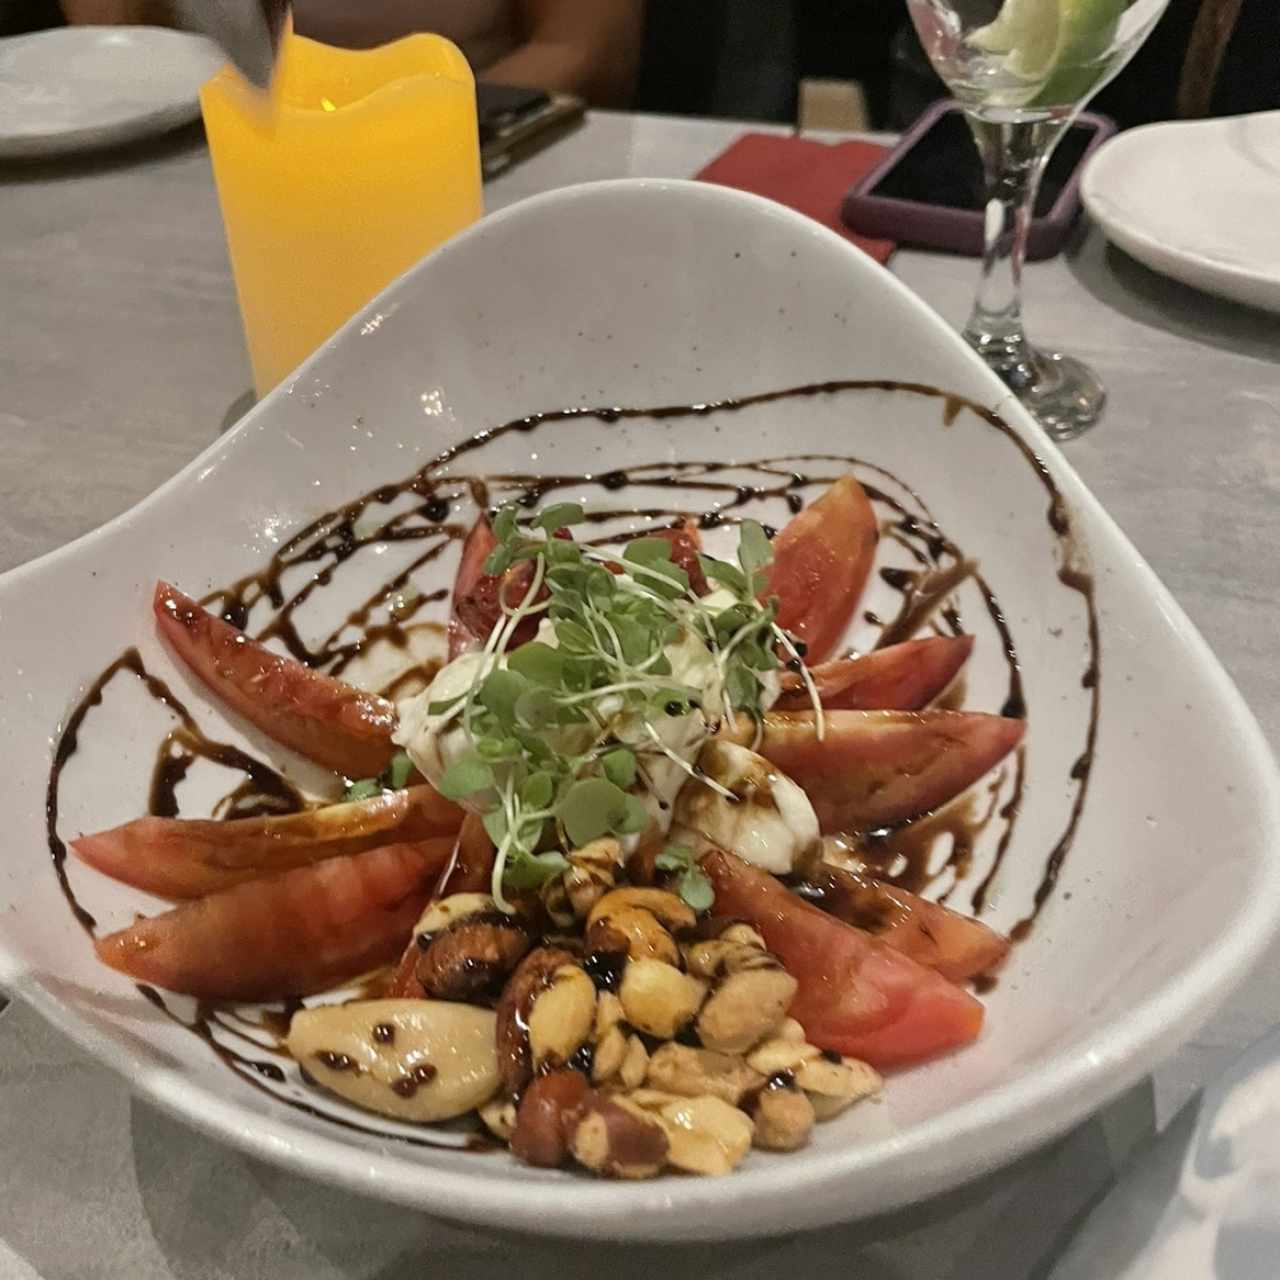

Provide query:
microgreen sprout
left=654, top=843, right=714, bottom=912
left=342, top=749, right=415, bottom=803
left=425, top=503, right=820, bottom=911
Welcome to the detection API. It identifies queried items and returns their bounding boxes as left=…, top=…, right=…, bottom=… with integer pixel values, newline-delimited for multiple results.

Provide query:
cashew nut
left=619, top=959, right=706, bottom=1039
left=287, top=999, right=499, bottom=1123
left=746, top=1036, right=821, bottom=1077
left=586, top=887, right=697, bottom=966
left=645, top=1042, right=765, bottom=1106
left=415, top=914, right=531, bottom=1001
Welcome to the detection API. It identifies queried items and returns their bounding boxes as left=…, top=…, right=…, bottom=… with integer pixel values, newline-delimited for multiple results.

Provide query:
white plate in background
left=1082, top=112, right=1280, bottom=314
left=1050, top=1026, right=1280, bottom=1279
left=0, top=180, right=1278, bottom=1239
left=0, top=26, right=222, bottom=159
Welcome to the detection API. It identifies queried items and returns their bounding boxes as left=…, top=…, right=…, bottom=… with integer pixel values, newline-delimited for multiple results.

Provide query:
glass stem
left=962, top=115, right=1067, bottom=391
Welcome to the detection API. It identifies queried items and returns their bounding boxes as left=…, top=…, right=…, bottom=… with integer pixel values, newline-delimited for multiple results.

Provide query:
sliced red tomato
left=653, top=521, right=708, bottom=595
left=439, top=811, right=497, bottom=896
left=726, top=709, right=1024, bottom=830
left=764, top=475, right=878, bottom=663
left=775, top=636, right=973, bottom=711
left=797, top=864, right=1009, bottom=982
left=449, top=515, right=501, bottom=658
left=72, top=786, right=462, bottom=899
left=154, top=582, right=397, bottom=779
left=703, top=850, right=984, bottom=1067
left=450, top=517, right=580, bottom=658
left=95, top=840, right=450, bottom=1001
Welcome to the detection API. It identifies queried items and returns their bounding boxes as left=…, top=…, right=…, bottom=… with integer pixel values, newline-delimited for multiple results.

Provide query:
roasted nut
left=478, top=1095, right=518, bottom=1143
left=570, top=1096, right=669, bottom=1179
left=588, top=887, right=698, bottom=935
left=592, top=1025, right=628, bottom=1083
left=697, top=968, right=798, bottom=1054
left=656, top=1094, right=755, bottom=1176
left=810, top=1092, right=861, bottom=1122
left=415, top=915, right=532, bottom=1001
left=588, top=907, right=681, bottom=966
left=619, top=959, right=707, bottom=1039
left=528, top=963, right=597, bottom=1070
left=496, top=946, right=578, bottom=1093
left=645, top=1042, right=765, bottom=1106
left=752, top=1086, right=815, bottom=1151
left=618, top=1035, right=650, bottom=1090
left=543, top=838, right=623, bottom=927
left=511, top=1069, right=594, bottom=1168
left=413, top=893, right=495, bottom=938
left=683, top=931, right=776, bottom=982
left=746, top=1036, right=820, bottom=1077
left=795, top=1054, right=882, bottom=1105
left=586, top=886, right=697, bottom=966
left=775, top=1017, right=807, bottom=1043
left=287, top=999, right=499, bottom=1123
left=594, top=991, right=625, bottom=1040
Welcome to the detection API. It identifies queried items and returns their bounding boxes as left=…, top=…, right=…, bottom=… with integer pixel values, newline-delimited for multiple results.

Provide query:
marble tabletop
left=2, top=109, right=1279, bottom=1278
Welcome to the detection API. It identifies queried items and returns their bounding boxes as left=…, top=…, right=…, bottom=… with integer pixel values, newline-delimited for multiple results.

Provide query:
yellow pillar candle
left=201, top=31, right=483, bottom=396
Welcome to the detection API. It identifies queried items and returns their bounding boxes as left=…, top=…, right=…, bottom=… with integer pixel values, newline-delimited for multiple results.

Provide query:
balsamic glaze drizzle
left=45, top=377, right=1098, bottom=1138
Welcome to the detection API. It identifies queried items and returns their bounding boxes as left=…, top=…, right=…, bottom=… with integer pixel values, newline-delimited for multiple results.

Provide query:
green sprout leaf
left=507, top=641, right=564, bottom=686
left=698, top=554, right=748, bottom=597
left=535, top=502, right=585, bottom=532
left=436, top=755, right=495, bottom=800
left=601, top=747, right=636, bottom=789
left=384, top=751, right=415, bottom=790
left=503, top=849, right=569, bottom=891
left=654, top=844, right=714, bottom=911
left=342, top=777, right=382, bottom=803
left=557, top=777, right=635, bottom=847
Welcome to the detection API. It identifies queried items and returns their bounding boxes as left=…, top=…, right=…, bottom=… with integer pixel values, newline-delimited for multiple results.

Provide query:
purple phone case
left=841, top=100, right=1116, bottom=261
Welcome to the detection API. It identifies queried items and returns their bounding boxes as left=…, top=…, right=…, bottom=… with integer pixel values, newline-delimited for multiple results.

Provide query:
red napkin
left=696, top=132, right=895, bottom=264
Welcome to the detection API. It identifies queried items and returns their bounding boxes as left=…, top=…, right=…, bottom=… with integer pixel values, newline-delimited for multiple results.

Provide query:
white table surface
left=2, top=108, right=1278, bottom=1278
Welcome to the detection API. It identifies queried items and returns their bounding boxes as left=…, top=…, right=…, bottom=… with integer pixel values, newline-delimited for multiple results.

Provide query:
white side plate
left=1082, top=112, right=1280, bottom=314
left=0, top=26, right=222, bottom=159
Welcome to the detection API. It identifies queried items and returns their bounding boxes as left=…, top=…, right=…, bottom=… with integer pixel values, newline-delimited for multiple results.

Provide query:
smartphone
left=476, top=81, right=586, bottom=178
left=842, top=100, right=1116, bottom=260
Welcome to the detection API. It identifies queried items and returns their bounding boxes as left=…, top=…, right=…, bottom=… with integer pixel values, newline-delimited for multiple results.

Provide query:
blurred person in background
left=22, top=0, right=643, bottom=107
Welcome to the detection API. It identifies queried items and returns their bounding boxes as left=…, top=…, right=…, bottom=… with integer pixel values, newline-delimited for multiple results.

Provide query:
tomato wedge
left=449, top=515, right=500, bottom=658
left=95, top=840, right=450, bottom=1001
left=653, top=521, right=708, bottom=595
left=154, top=582, right=397, bottom=779
left=764, top=476, right=878, bottom=664
left=703, top=850, right=984, bottom=1067
left=775, top=636, right=973, bottom=711
left=796, top=864, right=1010, bottom=983
left=72, top=786, right=462, bottom=899
left=726, top=709, right=1024, bottom=830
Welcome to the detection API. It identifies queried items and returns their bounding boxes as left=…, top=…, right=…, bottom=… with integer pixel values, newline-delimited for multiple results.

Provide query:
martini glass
left=906, top=0, right=1170, bottom=438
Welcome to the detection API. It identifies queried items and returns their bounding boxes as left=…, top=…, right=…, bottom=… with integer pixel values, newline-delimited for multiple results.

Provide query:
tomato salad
left=75, top=475, right=1020, bottom=1178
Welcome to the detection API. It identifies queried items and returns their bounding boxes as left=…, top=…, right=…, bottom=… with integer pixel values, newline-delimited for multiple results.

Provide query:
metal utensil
left=172, top=0, right=290, bottom=90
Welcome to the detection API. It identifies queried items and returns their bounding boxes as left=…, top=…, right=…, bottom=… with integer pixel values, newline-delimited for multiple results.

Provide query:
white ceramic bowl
left=2, top=180, right=1277, bottom=1240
